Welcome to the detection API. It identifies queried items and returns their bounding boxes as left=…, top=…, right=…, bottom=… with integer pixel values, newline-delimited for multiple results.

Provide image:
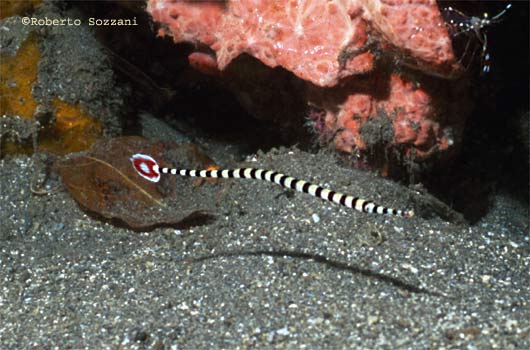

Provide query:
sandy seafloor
left=1, top=142, right=528, bottom=349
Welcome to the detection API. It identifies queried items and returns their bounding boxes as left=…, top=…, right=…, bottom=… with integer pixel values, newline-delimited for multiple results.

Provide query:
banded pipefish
left=131, top=154, right=414, bottom=217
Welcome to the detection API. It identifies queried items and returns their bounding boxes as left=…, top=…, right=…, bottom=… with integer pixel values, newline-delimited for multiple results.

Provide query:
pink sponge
left=147, top=0, right=469, bottom=166
left=148, top=0, right=460, bottom=85
left=308, top=73, right=469, bottom=160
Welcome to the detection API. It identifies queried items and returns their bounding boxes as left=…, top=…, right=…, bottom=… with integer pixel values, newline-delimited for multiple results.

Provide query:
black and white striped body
left=154, top=162, right=414, bottom=218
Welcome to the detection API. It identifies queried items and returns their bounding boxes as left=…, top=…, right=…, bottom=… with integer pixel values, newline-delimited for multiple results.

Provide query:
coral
left=308, top=72, right=469, bottom=160
left=148, top=0, right=460, bottom=86
left=187, top=52, right=221, bottom=76
left=147, top=0, right=470, bottom=169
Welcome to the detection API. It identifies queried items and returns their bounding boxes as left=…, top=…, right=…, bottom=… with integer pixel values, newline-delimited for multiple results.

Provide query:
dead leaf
left=54, top=136, right=219, bottom=229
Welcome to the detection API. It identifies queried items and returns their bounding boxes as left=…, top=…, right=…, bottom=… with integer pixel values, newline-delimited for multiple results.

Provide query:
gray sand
left=1, top=147, right=528, bottom=349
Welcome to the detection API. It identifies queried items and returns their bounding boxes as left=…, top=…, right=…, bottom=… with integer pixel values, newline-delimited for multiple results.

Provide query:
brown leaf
left=54, top=136, right=218, bottom=229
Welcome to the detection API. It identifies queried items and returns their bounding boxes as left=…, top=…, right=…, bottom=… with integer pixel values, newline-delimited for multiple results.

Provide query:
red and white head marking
left=131, top=154, right=160, bottom=183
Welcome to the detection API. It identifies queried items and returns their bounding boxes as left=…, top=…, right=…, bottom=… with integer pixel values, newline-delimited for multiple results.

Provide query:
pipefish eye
left=131, top=154, right=160, bottom=183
